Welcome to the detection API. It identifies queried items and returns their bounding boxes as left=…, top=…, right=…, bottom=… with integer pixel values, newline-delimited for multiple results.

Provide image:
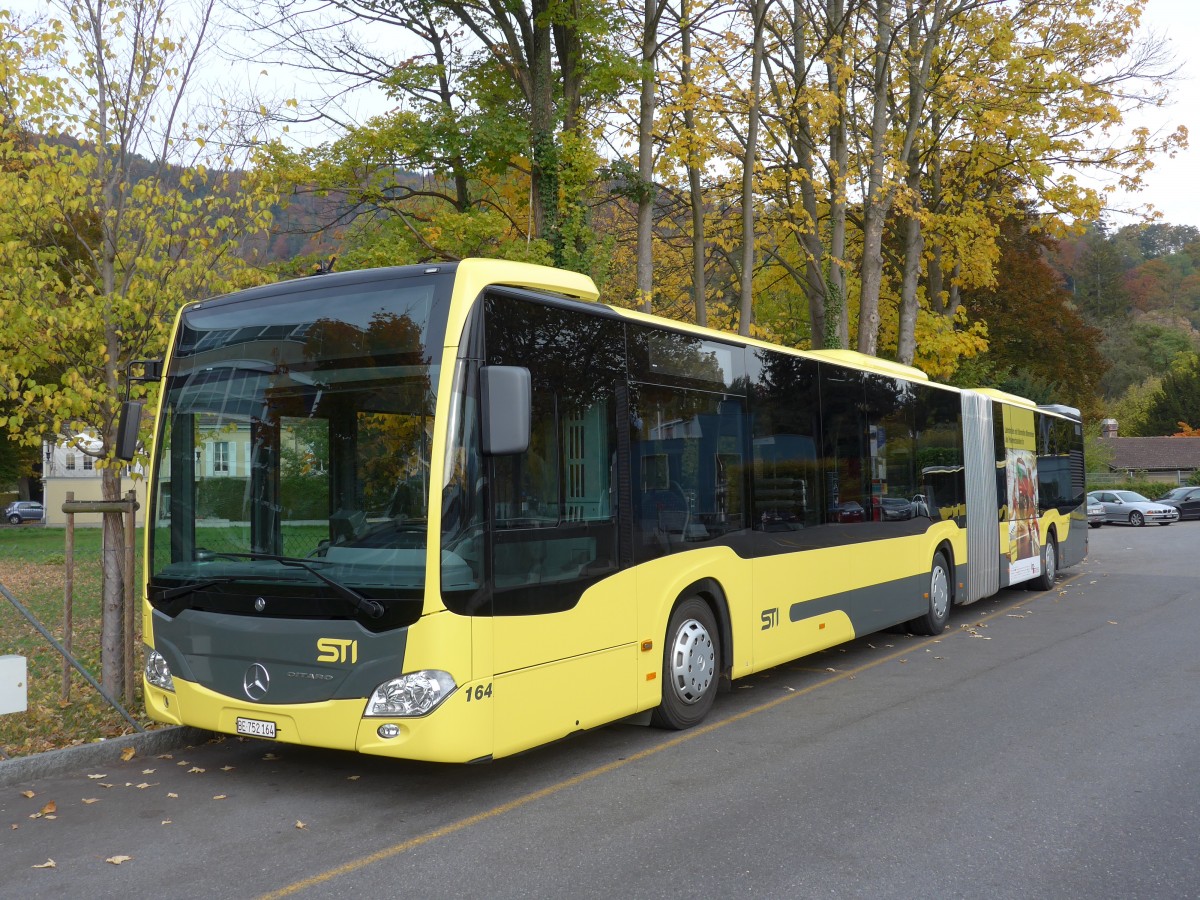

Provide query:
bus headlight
left=365, top=671, right=456, bottom=717
left=145, top=649, right=175, bottom=692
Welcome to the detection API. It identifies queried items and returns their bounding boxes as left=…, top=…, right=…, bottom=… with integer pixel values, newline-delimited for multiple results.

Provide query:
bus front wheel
left=651, top=597, right=720, bottom=730
left=909, top=552, right=952, bottom=636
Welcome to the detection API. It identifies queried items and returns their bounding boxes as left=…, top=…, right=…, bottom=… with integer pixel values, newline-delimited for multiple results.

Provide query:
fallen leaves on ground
left=106, top=855, right=132, bottom=865
left=32, top=859, right=55, bottom=869
left=120, top=747, right=136, bottom=762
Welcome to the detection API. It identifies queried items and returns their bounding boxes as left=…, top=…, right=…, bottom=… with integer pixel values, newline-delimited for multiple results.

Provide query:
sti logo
left=317, top=638, right=358, bottom=664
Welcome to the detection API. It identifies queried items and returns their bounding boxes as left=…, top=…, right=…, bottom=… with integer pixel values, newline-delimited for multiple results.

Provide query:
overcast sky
left=1109, top=0, right=1200, bottom=229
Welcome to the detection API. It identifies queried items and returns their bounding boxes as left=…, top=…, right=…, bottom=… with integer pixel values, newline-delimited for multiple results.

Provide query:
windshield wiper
left=200, top=552, right=386, bottom=619
left=154, top=577, right=235, bottom=603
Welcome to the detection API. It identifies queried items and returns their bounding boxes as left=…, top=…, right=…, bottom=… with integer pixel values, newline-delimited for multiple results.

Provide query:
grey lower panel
left=152, top=609, right=406, bottom=705
left=1060, top=516, right=1088, bottom=570
left=788, top=569, right=934, bottom=637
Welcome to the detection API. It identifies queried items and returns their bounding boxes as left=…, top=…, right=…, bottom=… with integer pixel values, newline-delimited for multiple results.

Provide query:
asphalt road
left=4, top=521, right=1199, bottom=899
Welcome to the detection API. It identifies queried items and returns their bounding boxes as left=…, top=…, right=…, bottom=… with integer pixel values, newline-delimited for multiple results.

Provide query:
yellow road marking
left=260, top=575, right=1074, bottom=898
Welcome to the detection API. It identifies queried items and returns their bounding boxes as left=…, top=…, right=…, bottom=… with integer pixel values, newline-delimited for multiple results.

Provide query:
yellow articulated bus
left=130, top=259, right=1087, bottom=762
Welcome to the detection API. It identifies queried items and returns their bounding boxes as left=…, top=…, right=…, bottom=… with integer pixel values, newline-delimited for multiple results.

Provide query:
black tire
left=1129, top=511, right=1145, bottom=527
left=1089, top=521, right=1101, bottom=529
left=7, top=514, right=20, bottom=525
left=909, top=551, right=952, bottom=636
left=1031, top=536, right=1057, bottom=591
left=650, top=597, right=720, bottom=730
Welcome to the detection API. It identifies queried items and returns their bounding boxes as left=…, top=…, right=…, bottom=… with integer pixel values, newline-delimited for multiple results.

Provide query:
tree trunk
left=681, top=0, right=707, bottom=326
left=858, top=206, right=886, bottom=356
left=827, top=0, right=849, bottom=348
left=739, top=0, right=766, bottom=337
left=857, top=0, right=892, bottom=357
left=790, top=0, right=827, bottom=347
left=636, top=1, right=661, bottom=313
left=100, top=457, right=126, bottom=698
left=897, top=209, right=923, bottom=365
left=530, top=0, right=558, bottom=253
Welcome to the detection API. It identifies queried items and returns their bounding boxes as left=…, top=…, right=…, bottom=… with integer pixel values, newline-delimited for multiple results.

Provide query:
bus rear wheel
left=651, top=597, right=720, bottom=730
left=909, top=552, right=952, bottom=636
left=1031, top=537, right=1057, bottom=591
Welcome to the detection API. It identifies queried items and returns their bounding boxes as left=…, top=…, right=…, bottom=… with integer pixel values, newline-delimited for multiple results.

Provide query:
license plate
left=235, top=717, right=277, bottom=739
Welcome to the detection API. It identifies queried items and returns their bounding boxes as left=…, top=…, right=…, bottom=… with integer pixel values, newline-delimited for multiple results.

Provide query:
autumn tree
left=1071, top=221, right=1134, bottom=321
left=850, top=0, right=1183, bottom=364
left=250, top=0, right=629, bottom=271
left=1140, top=353, right=1200, bottom=436
left=0, top=1, right=277, bottom=696
left=956, top=211, right=1107, bottom=417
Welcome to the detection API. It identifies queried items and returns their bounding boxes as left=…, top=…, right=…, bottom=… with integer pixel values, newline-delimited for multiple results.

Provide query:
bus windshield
left=147, top=271, right=450, bottom=620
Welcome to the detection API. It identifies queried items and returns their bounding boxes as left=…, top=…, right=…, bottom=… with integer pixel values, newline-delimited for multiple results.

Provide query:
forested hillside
left=1045, top=222, right=1200, bottom=434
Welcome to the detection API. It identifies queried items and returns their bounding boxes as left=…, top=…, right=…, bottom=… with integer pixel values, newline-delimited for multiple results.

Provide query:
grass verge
left=1, top=526, right=155, bottom=758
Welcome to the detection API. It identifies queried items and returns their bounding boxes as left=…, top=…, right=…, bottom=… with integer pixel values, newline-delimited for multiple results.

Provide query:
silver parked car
left=1086, top=497, right=1105, bottom=528
left=1087, top=490, right=1179, bottom=527
left=5, top=500, right=45, bottom=524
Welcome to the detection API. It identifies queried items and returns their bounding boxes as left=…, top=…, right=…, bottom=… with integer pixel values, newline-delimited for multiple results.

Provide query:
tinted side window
left=914, top=386, right=965, bottom=523
left=630, top=384, right=745, bottom=562
left=483, top=293, right=624, bottom=615
left=865, top=374, right=920, bottom=524
left=628, top=324, right=744, bottom=392
left=749, top=350, right=822, bottom=530
left=819, top=366, right=870, bottom=524
left=994, top=404, right=1008, bottom=520
left=1036, top=412, right=1084, bottom=512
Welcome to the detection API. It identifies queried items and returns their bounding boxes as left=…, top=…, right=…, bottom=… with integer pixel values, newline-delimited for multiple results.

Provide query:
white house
left=41, top=435, right=148, bottom=527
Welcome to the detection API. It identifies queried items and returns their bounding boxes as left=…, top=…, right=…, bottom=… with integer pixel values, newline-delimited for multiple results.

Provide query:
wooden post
left=123, top=489, right=137, bottom=706
left=62, top=491, right=75, bottom=702
left=61, top=496, right=141, bottom=705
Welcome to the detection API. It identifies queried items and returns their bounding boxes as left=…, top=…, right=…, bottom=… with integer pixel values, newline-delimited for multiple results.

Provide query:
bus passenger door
left=489, top=398, right=638, bottom=757
left=480, top=294, right=637, bottom=757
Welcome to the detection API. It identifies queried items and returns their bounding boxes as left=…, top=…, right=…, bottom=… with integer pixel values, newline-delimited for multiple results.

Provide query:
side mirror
left=115, top=400, right=144, bottom=461
left=480, top=365, right=530, bottom=456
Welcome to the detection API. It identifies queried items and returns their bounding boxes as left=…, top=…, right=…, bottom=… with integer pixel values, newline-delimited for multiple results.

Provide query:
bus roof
left=972, top=388, right=1038, bottom=410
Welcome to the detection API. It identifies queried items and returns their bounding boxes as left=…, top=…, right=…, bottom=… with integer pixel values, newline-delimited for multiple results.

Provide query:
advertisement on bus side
left=1004, top=406, right=1041, bottom=583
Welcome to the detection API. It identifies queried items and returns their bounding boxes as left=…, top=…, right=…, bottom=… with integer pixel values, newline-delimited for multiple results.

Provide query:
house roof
left=1098, top=436, right=1200, bottom=472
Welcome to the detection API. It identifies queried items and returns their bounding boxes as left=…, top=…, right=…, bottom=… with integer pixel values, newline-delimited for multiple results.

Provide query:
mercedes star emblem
left=243, top=663, right=270, bottom=701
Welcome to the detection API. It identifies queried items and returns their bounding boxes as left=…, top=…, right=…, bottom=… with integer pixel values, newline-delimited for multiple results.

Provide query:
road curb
left=0, top=726, right=214, bottom=788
